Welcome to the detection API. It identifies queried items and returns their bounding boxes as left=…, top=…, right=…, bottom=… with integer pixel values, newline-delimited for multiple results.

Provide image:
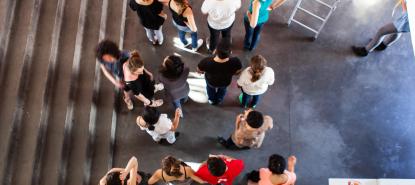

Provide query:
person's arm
left=268, top=68, right=275, bottom=85
left=196, top=67, right=205, bottom=74
left=185, top=167, right=207, bottom=184
left=144, top=68, right=154, bottom=81
left=201, top=0, right=210, bottom=14
left=120, top=157, right=138, bottom=185
left=266, top=116, right=274, bottom=130
left=184, top=8, right=198, bottom=32
left=235, top=114, right=243, bottom=130
left=170, top=108, right=181, bottom=131
left=269, top=0, right=288, bottom=11
left=248, top=0, right=261, bottom=28
left=100, top=64, right=124, bottom=89
left=147, top=169, right=162, bottom=185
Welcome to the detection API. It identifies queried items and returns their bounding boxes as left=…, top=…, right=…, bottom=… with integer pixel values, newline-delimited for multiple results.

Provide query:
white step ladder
left=288, top=0, right=340, bottom=40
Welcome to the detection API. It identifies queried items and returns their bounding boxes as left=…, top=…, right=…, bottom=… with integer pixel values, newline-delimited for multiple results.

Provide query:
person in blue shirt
left=244, top=0, right=288, bottom=51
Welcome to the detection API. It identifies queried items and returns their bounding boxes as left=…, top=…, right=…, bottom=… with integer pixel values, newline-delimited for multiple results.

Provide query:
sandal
left=148, top=99, right=163, bottom=107
left=124, top=98, right=133, bottom=110
left=154, top=83, right=164, bottom=93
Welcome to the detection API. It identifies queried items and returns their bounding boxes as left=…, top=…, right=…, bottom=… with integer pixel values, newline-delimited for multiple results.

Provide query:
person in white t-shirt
left=237, top=55, right=274, bottom=108
left=201, top=0, right=241, bottom=53
left=136, top=107, right=181, bottom=144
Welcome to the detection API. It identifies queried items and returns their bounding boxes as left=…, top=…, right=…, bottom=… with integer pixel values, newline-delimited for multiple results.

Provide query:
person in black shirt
left=129, top=0, right=167, bottom=45
left=197, top=39, right=242, bottom=105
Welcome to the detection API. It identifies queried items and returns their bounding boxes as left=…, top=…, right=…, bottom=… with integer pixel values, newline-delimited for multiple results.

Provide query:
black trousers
left=223, top=136, right=250, bottom=150
left=208, top=23, right=234, bottom=52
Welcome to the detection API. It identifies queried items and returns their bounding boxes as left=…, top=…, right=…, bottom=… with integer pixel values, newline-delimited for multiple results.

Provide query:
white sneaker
left=154, top=83, right=164, bottom=92
left=191, top=39, right=203, bottom=52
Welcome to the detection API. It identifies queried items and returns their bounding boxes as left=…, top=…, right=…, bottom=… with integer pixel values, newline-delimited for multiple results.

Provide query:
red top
left=195, top=158, right=244, bottom=185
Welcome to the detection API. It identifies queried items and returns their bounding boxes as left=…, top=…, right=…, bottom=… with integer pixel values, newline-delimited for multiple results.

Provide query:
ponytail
left=128, top=50, right=144, bottom=71
left=250, top=55, right=267, bottom=82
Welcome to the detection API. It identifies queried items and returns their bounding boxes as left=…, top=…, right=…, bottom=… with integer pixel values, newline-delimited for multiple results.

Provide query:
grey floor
left=0, top=0, right=414, bottom=185
left=115, top=0, right=415, bottom=185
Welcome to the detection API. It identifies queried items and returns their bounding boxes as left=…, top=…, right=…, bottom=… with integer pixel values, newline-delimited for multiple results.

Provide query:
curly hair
left=95, top=40, right=121, bottom=61
left=159, top=55, right=184, bottom=79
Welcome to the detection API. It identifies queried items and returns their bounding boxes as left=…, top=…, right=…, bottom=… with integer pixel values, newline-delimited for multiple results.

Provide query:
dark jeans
left=208, top=23, right=233, bottom=52
left=243, top=19, right=264, bottom=50
left=206, top=81, right=227, bottom=104
left=173, top=96, right=188, bottom=109
left=241, top=91, right=261, bottom=108
left=174, top=21, right=198, bottom=48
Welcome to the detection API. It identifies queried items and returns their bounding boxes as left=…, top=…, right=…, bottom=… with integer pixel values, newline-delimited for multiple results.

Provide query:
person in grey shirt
left=158, top=55, right=190, bottom=117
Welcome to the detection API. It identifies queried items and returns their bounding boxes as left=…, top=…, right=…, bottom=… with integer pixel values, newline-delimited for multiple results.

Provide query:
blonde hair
left=250, top=55, right=267, bottom=82
left=128, top=50, right=144, bottom=72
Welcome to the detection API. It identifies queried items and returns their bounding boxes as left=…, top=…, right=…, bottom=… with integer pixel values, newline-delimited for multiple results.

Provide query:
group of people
left=129, top=0, right=288, bottom=52
left=99, top=154, right=297, bottom=185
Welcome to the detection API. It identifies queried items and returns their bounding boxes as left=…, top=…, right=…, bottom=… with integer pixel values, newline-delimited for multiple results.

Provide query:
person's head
left=142, top=107, right=161, bottom=131
left=207, top=157, right=226, bottom=177
left=250, top=55, right=267, bottom=82
left=106, top=172, right=123, bottom=185
left=96, top=40, right=121, bottom=63
left=243, top=109, right=264, bottom=129
left=160, top=55, right=184, bottom=79
left=216, top=39, right=231, bottom=59
left=127, top=50, right=144, bottom=75
left=162, top=156, right=184, bottom=177
left=173, top=0, right=189, bottom=10
left=268, top=154, right=286, bottom=175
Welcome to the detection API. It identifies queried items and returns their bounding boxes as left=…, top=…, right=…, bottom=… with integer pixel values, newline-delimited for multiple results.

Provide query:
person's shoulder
left=263, top=115, right=273, bottom=126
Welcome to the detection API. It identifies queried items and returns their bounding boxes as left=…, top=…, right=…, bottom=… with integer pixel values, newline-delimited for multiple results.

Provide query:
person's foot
left=124, top=98, right=134, bottom=110
left=217, top=137, right=227, bottom=147
left=154, top=83, right=164, bottom=92
left=374, top=42, right=387, bottom=51
left=352, top=46, right=368, bottom=57
left=174, top=132, right=180, bottom=138
left=149, top=99, right=163, bottom=107
left=191, top=39, right=204, bottom=52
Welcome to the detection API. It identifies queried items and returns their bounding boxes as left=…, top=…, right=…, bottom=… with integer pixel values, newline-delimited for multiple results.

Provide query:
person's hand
left=159, top=12, right=167, bottom=19
left=143, top=99, right=152, bottom=106
left=119, top=170, right=128, bottom=181
left=267, top=7, right=273, bottom=11
left=175, top=108, right=182, bottom=118
left=115, top=80, right=125, bottom=89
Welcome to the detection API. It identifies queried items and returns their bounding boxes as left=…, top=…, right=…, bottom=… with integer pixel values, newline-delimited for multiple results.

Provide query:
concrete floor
left=0, top=0, right=414, bottom=185
left=113, top=0, right=415, bottom=185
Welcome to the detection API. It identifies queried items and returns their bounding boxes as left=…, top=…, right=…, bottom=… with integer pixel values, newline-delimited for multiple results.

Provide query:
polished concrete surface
left=0, top=0, right=414, bottom=185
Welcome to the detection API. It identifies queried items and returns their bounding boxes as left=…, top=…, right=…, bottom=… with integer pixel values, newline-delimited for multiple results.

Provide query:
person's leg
left=165, top=131, right=177, bottom=144
left=217, top=136, right=237, bottom=149
left=244, top=19, right=253, bottom=49
left=154, top=26, right=164, bottom=45
left=190, top=31, right=198, bottom=49
left=178, top=30, right=188, bottom=46
left=215, top=86, right=227, bottom=104
left=173, top=99, right=182, bottom=109
left=250, top=95, right=261, bottom=108
left=123, top=90, right=133, bottom=110
left=144, top=27, right=154, bottom=42
left=365, top=23, right=399, bottom=52
left=205, top=82, right=217, bottom=103
left=221, top=23, right=233, bottom=40
left=249, top=23, right=264, bottom=50
left=241, top=91, right=251, bottom=108
left=208, top=24, right=220, bottom=52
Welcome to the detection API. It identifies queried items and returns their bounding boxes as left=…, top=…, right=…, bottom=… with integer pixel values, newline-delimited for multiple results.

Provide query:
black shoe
left=217, top=137, right=227, bottom=147
left=352, top=46, right=368, bottom=57
left=175, top=132, right=180, bottom=138
left=374, top=42, right=387, bottom=51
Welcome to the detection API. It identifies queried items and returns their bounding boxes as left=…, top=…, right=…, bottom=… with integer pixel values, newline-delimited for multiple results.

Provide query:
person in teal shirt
left=244, top=0, right=288, bottom=51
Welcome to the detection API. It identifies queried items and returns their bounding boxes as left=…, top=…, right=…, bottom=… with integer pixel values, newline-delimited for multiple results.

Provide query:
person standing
left=123, top=51, right=164, bottom=109
left=136, top=107, right=182, bottom=144
left=237, top=55, right=274, bottom=108
left=95, top=40, right=132, bottom=110
left=201, top=0, right=241, bottom=53
left=160, top=0, right=203, bottom=51
left=148, top=156, right=206, bottom=184
left=129, top=0, right=167, bottom=45
left=197, top=39, right=242, bottom=105
left=352, top=0, right=410, bottom=57
left=217, top=109, right=273, bottom=149
left=244, top=0, right=288, bottom=51
left=195, top=154, right=244, bottom=185
left=158, top=55, right=190, bottom=117
left=247, top=154, right=297, bottom=185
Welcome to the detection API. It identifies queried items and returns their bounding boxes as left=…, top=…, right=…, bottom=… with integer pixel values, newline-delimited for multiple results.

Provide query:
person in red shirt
left=195, top=154, right=244, bottom=185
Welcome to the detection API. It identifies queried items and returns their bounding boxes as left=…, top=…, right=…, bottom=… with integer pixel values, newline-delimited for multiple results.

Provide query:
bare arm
left=134, top=94, right=152, bottom=105
left=269, top=0, right=288, bottom=10
left=401, top=0, right=407, bottom=11
left=184, top=8, right=198, bottom=32
left=185, top=167, right=207, bottom=184
left=147, top=170, right=162, bottom=185
left=248, top=0, right=261, bottom=28
left=99, top=168, right=125, bottom=185
left=144, top=68, right=154, bottom=81
left=170, top=108, right=181, bottom=131
left=235, top=114, right=243, bottom=130
left=121, top=157, right=138, bottom=185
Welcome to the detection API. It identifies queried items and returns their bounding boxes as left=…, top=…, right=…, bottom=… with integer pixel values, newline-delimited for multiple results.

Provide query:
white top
left=139, top=114, right=172, bottom=135
left=201, top=0, right=241, bottom=30
left=237, top=67, right=275, bottom=95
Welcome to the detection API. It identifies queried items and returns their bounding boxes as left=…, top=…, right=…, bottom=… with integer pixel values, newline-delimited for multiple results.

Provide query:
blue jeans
left=173, top=96, right=188, bottom=109
left=173, top=21, right=198, bottom=48
left=244, top=19, right=264, bottom=50
left=241, top=91, right=261, bottom=108
left=206, top=82, right=227, bottom=104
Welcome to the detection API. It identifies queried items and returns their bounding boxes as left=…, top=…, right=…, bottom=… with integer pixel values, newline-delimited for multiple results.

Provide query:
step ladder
left=288, top=0, right=340, bottom=40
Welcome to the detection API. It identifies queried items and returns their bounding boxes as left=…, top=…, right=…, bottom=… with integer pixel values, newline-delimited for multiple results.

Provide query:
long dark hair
left=159, top=55, right=184, bottom=80
left=162, top=156, right=184, bottom=177
left=142, top=107, right=161, bottom=131
left=250, top=55, right=267, bottom=82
